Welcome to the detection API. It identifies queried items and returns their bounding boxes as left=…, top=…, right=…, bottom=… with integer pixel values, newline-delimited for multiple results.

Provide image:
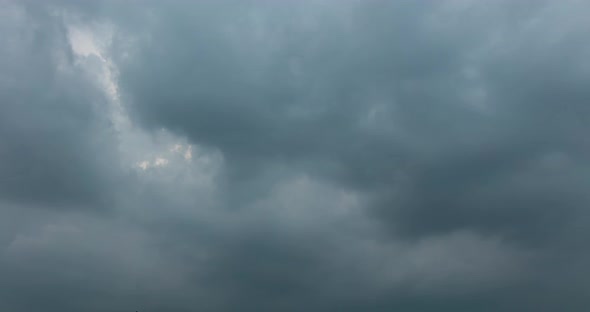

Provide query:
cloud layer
left=2, top=0, right=590, bottom=311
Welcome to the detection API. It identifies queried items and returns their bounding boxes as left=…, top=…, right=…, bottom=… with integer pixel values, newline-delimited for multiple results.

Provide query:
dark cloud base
left=2, top=1, right=590, bottom=311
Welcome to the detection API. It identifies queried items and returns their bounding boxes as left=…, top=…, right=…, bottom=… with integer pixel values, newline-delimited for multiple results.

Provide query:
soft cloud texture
left=1, top=0, right=590, bottom=311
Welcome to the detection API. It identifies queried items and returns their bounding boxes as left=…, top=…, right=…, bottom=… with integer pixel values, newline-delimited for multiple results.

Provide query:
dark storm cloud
left=109, top=0, right=590, bottom=309
left=0, top=2, right=120, bottom=209
left=114, top=0, right=590, bottom=243
left=3, top=0, right=590, bottom=311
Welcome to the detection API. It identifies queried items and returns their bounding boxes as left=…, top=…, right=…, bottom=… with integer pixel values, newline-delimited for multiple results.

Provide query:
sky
left=1, top=0, right=590, bottom=311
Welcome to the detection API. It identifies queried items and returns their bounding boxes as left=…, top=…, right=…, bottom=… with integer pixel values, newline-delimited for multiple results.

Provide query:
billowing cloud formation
left=2, top=0, right=590, bottom=311
left=0, top=2, right=120, bottom=208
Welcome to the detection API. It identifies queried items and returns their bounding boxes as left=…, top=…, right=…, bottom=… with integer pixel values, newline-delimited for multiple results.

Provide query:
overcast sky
left=1, top=0, right=590, bottom=311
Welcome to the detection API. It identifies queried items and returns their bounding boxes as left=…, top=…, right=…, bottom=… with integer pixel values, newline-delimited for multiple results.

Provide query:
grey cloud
left=109, top=0, right=590, bottom=309
left=0, top=2, right=120, bottom=209
left=2, top=0, right=590, bottom=311
left=113, top=0, right=590, bottom=244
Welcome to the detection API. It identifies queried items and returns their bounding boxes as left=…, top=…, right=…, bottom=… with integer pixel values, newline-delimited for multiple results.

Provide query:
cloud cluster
left=2, top=0, right=590, bottom=311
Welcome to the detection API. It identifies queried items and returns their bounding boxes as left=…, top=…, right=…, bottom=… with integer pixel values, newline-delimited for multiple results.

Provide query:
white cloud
left=184, top=145, right=193, bottom=161
left=154, top=157, right=169, bottom=167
